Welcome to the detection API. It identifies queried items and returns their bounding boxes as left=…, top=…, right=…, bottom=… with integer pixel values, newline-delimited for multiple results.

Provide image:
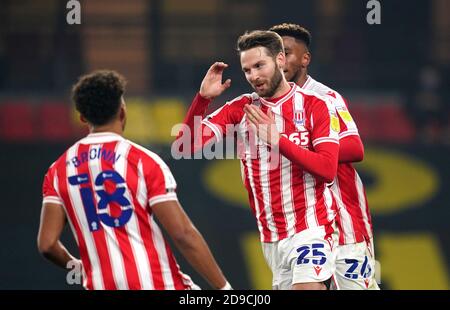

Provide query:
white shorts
left=335, top=238, right=379, bottom=290
left=262, top=226, right=338, bottom=290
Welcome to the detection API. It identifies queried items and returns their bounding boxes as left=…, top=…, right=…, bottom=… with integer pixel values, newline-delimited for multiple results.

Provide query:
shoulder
left=305, top=77, right=346, bottom=107
left=225, top=93, right=254, bottom=107
left=294, top=85, right=331, bottom=107
left=45, top=147, right=71, bottom=176
left=207, top=93, right=254, bottom=121
left=127, top=140, right=170, bottom=170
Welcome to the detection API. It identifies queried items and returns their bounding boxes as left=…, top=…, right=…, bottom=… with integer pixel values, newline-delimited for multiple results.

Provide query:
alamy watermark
left=366, top=0, right=381, bottom=25
left=66, top=1, right=380, bottom=26
left=66, top=0, right=81, bottom=25
left=170, top=117, right=285, bottom=169
left=66, top=259, right=83, bottom=285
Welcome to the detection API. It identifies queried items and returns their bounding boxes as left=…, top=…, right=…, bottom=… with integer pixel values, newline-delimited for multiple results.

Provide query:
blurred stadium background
left=0, top=0, right=449, bottom=289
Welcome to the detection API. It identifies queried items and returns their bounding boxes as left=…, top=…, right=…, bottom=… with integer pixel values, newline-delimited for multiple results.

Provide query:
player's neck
left=268, top=79, right=291, bottom=99
left=90, top=121, right=124, bottom=136
left=295, top=71, right=309, bottom=88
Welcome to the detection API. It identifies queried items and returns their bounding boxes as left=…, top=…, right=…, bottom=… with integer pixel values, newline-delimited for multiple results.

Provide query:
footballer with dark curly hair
left=270, top=23, right=379, bottom=290
left=38, top=70, right=231, bottom=290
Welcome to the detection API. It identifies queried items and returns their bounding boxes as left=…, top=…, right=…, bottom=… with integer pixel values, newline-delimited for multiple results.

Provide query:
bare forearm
left=174, top=229, right=227, bottom=289
left=40, top=241, right=77, bottom=269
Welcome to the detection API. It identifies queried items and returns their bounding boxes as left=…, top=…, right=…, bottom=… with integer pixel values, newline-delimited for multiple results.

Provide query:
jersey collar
left=79, top=132, right=125, bottom=144
left=259, top=82, right=297, bottom=107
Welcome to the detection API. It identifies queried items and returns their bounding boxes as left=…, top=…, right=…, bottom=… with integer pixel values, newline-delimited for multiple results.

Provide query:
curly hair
left=269, top=23, right=312, bottom=47
left=237, top=30, right=284, bottom=57
left=72, top=70, right=127, bottom=126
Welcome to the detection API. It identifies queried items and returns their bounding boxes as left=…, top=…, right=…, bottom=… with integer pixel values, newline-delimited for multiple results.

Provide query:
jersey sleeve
left=202, top=95, right=249, bottom=141
left=310, top=97, right=340, bottom=147
left=42, top=164, right=64, bottom=205
left=144, top=155, right=178, bottom=207
left=334, top=95, right=359, bottom=139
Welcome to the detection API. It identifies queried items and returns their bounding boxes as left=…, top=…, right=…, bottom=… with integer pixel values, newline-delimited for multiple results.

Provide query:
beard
left=254, top=68, right=283, bottom=98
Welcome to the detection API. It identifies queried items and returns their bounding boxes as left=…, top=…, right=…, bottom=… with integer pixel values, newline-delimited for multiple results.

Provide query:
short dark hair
left=269, top=23, right=312, bottom=47
left=72, top=70, right=127, bottom=126
left=237, top=30, right=284, bottom=57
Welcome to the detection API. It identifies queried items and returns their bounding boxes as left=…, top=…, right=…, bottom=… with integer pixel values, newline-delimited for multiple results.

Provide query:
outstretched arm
left=174, top=62, right=232, bottom=155
left=153, top=200, right=230, bottom=290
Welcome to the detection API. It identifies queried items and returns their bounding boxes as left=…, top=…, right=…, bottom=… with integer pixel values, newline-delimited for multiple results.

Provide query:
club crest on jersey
left=293, top=109, right=305, bottom=129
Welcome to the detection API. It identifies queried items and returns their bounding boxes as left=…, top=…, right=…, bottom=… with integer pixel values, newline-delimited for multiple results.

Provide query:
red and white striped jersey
left=302, top=76, right=373, bottom=244
left=42, top=132, right=194, bottom=290
left=203, top=83, right=339, bottom=243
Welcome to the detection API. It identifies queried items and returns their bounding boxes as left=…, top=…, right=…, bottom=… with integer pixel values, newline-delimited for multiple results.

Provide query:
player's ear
left=119, top=106, right=125, bottom=121
left=79, top=114, right=87, bottom=124
left=302, top=51, right=311, bottom=68
left=119, top=99, right=127, bottom=122
left=119, top=97, right=127, bottom=121
left=277, top=51, right=286, bottom=70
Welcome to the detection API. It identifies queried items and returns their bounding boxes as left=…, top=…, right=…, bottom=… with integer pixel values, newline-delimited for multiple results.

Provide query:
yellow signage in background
left=355, top=148, right=438, bottom=214
left=70, top=97, right=186, bottom=145
left=203, top=147, right=447, bottom=289
left=124, top=98, right=186, bottom=144
left=379, top=233, right=449, bottom=289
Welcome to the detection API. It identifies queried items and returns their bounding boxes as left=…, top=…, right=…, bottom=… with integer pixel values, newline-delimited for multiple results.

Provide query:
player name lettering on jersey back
left=68, top=147, right=122, bottom=168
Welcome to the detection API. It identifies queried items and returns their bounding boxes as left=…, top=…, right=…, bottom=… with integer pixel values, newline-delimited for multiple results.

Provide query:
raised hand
left=199, top=62, right=232, bottom=100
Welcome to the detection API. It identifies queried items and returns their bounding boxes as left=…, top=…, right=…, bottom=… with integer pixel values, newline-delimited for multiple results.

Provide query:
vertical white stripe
left=258, top=141, right=278, bottom=242
left=323, top=185, right=335, bottom=222
left=114, top=141, right=154, bottom=289
left=356, top=172, right=372, bottom=238
left=66, top=144, right=104, bottom=290
left=330, top=179, right=356, bottom=244
left=276, top=105, right=296, bottom=236
left=294, top=94, right=304, bottom=113
left=150, top=216, right=175, bottom=289
left=244, top=158, right=264, bottom=240
left=303, top=173, right=318, bottom=228
left=136, top=160, right=148, bottom=209
left=89, top=144, right=127, bottom=289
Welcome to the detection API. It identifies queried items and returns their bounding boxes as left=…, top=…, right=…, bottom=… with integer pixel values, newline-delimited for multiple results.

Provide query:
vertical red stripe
left=337, top=164, right=365, bottom=243
left=314, top=183, right=329, bottom=227
left=164, top=239, right=187, bottom=290
left=360, top=175, right=373, bottom=235
left=56, top=152, right=94, bottom=290
left=138, top=149, right=167, bottom=289
left=268, top=152, right=286, bottom=239
left=242, top=159, right=258, bottom=221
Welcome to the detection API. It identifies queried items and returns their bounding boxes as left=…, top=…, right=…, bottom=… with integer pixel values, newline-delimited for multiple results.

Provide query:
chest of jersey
left=237, top=95, right=312, bottom=158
